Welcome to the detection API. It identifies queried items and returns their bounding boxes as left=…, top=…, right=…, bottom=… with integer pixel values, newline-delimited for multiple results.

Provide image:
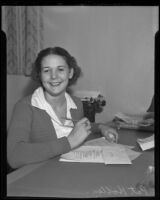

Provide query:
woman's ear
left=69, top=68, right=74, bottom=79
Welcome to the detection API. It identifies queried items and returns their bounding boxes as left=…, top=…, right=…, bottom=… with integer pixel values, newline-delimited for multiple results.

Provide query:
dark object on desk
left=82, top=95, right=106, bottom=122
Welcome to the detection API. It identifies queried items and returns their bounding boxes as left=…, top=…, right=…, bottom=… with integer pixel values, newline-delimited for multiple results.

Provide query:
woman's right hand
left=67, top=117, right=91, bottom=149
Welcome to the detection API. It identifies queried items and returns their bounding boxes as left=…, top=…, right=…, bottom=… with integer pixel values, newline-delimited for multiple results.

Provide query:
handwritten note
left=60, top=146, right=104, bottom=163
left=60, top=143, right=132, bottom=164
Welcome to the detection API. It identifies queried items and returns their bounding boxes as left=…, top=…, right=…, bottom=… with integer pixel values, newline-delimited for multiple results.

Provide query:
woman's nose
left=51, top=69, right=58, bottom=79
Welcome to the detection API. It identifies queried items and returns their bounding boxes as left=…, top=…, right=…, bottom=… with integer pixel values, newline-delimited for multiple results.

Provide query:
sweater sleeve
left=7, top=99, right=71, bottom=169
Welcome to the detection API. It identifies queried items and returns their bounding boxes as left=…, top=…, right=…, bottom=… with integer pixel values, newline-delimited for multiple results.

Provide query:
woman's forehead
left=41, top=54, right=67, bottom=66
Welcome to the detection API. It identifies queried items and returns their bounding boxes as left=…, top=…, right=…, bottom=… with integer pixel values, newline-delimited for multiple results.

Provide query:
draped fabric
left=2, top=6, right=44, bottom=75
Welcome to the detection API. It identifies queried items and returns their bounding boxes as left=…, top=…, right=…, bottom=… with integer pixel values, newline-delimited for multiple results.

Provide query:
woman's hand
left=67, top=118, right=91, bottom=149
left=99, top=124, right=118, bottom=143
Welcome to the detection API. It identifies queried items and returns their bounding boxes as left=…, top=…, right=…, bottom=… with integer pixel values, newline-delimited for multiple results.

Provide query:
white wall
left=7, top=6, right=158, bottom=127
left=43, top=6, right=157, bottom=122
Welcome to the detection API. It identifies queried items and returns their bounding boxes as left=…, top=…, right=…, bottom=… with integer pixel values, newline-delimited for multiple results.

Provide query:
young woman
left=7, top=47, right=118, bottom=169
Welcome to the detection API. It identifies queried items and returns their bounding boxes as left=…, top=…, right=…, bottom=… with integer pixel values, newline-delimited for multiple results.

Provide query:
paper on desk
left=102, top=146, right=132, bottom=164
left=125, top=148, right=142, bottom=160
left=137, top=134, right=154, bottom=151
left=60, top=144, right=132, bottom=164
left=60, top=146, right=104, bottom=163
left=84, top=137, right=140, bottom=161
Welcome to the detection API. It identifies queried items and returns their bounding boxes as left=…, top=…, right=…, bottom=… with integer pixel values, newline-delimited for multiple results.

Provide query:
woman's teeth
left=50, top=82, right=61, bottom=86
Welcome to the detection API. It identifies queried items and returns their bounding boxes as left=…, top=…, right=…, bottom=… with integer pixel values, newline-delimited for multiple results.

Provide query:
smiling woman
left=7, top=46, right=118, bottom=170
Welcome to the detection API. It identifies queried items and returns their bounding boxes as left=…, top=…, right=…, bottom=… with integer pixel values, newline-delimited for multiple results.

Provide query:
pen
left=62, top=117, right=90, bottom=127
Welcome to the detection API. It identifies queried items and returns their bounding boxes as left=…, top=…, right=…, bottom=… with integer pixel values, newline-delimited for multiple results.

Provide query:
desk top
left=7, top=129, right=154, bottom=198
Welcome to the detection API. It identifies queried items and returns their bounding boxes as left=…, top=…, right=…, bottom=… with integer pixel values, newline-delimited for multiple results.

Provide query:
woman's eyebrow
left=41, top=65, right=67, bottom=69
left=58, top=65, right=67, bottom=68
left=42, top=66, right=49, bottom=68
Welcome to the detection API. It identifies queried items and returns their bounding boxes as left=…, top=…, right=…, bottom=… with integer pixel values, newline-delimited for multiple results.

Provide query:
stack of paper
left=137, top=135, right=154, bottom=151
left=60, top=137, right=141, bottom=164
left=114, top=112, right=141, bottom=124
left=114, top=112, right=154, bottom=126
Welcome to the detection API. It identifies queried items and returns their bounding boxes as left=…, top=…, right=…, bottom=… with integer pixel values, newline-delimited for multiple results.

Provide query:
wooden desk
left=7, top=129, right=154, bottom=198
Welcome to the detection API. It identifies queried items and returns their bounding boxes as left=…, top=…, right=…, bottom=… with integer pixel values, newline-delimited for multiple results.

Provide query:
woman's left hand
left=99, top=124, right=118, bottom=143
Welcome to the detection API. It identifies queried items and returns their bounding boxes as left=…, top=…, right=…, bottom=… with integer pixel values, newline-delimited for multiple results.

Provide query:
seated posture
left=7, top=47, right=118, bottom=169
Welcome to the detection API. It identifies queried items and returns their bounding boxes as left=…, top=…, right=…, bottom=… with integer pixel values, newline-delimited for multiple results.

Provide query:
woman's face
left=40, top=54, right=73, bottom=97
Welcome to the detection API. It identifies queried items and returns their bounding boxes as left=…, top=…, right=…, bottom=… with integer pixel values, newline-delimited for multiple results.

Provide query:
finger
left=106, top=131, right=118, bottom=143
left=85, top=124, right=91, bottom=131
left=87, top=129, right=92, bottom=136
left=110, top=130, right=118, bottom=140
left=106, top=134, right=116, bottom=143
left=78, top=117, right=90, bottom=125
left=85, top=119, right=91, bottom=126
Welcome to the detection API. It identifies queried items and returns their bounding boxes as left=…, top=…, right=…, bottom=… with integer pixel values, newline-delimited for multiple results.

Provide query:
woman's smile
left=49, top=82, right=62, bottom=87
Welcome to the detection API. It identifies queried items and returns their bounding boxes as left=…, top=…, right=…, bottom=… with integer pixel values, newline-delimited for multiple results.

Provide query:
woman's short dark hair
left=31, top=47, right=82, bottom=86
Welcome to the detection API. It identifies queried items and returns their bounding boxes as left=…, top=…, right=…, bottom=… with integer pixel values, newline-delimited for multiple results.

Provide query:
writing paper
left=60, top=146, right=104, bottom=163
left=125, top=148, right=142, bottom=160
left=137, top=135, right=154, bottom=151
left=60, top=144, right=132, bottom=164
left=102, top=146, right=132, bottom=164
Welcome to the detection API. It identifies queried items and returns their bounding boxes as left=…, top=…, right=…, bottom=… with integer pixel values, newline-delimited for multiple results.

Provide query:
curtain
left=2, top=6, right=44, bottom=75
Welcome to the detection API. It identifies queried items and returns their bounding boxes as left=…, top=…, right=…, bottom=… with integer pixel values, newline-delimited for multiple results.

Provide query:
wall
left=43, top=6, right=157, bottom=122
left=7, top=6, right=158, bottom=127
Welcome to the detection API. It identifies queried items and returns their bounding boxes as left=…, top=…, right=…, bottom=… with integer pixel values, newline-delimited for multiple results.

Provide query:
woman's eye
left=58, top=68, right=65, bottom=71
left=43, top=69, right=49, bottom=73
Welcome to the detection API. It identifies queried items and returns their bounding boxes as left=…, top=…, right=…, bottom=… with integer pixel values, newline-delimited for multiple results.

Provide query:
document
left=60, top=146, right=104, bottom=163
left=86, top=137, right=141, bottom=161
left=60, top=140, right=133, bottom=164
left=102, top=146, right=132, bottom=164
left=137, top=135, right=154, bottom=151
left=124, top=148, right=142, bottom=161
